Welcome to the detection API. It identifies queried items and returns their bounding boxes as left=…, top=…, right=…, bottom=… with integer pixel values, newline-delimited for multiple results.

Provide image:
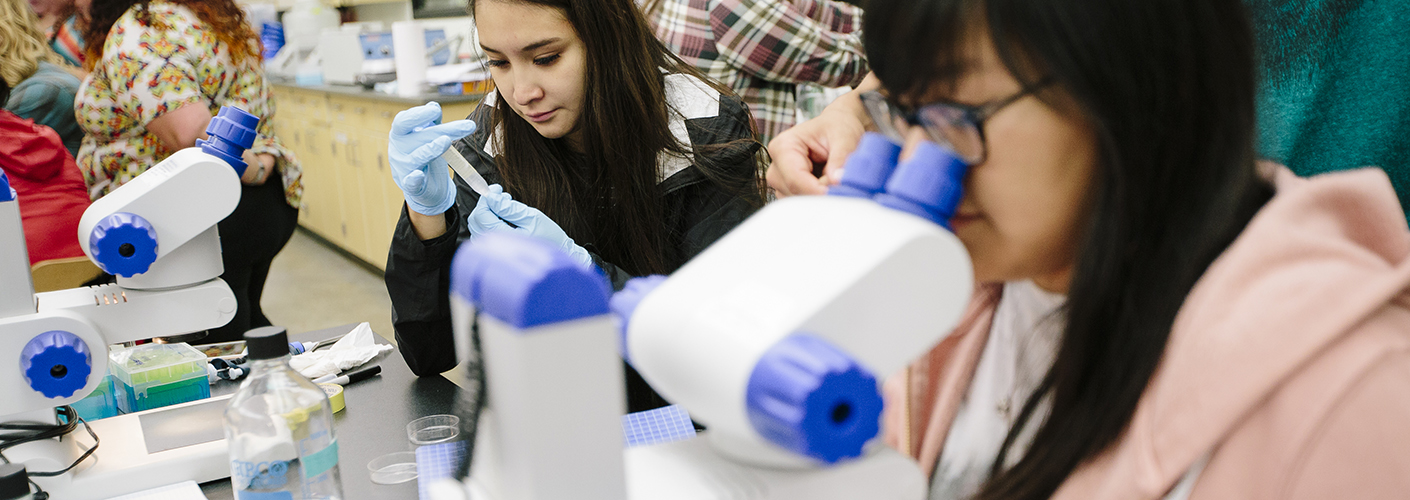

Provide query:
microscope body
left=0, top=107, right=259, bottom=499
left=439, top=134, right=973, bottom=500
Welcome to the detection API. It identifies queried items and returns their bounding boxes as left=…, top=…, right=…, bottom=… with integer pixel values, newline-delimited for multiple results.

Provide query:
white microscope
left=0, top=107, right=258, bottom=499
left=435, top=133, right=975, bottom=500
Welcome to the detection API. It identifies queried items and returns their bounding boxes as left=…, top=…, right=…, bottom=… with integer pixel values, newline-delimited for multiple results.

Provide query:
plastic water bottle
left=224, top=328, right=343, bottom=499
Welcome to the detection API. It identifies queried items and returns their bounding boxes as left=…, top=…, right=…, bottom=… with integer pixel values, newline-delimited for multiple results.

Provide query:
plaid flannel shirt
left=647, top=0, right=868, bottom=144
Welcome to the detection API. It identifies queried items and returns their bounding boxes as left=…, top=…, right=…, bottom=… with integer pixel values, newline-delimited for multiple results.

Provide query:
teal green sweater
left=1248, top=0, right=1410, bottom=223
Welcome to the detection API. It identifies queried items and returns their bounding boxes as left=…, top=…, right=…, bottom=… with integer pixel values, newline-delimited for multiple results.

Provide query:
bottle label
left=236, top=491, right=294, bottom=500
left=302, top=438, right=340, bottom=478
left=232, top=458, right=293, bottom=490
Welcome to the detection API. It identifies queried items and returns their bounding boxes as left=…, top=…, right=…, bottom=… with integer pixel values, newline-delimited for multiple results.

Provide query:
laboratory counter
left=271, top=82, right=486, bottom=107
left=199, top=323, right=464, bottom=500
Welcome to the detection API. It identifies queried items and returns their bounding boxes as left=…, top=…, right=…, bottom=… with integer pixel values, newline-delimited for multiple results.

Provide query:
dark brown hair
left=82, top=0, right=261, bottom=71
left=471, top=0, right=764, bottom=276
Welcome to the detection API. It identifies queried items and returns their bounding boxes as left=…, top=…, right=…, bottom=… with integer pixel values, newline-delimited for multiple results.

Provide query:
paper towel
left=392, top=21, right=428, bottom=97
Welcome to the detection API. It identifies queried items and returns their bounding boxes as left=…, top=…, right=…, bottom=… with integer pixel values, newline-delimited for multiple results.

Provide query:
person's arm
left=709, top=0, right=869, bottom=88
left=385, top=134, right=495, bottom=376
left=765, top=72, right=878, bottom=196
left=386, top=175, right=480, bottom=376
left=793, top=0, right=864, bottom=34
left=386, top=203, right=465, bottom=377
left=147, top=105, right=277, bottom=185
left=145, top=102, right=211, bottom=152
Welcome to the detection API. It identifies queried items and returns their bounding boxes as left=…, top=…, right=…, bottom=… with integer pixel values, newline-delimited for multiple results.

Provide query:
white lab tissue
left=289, top=322, right=392, bottom=380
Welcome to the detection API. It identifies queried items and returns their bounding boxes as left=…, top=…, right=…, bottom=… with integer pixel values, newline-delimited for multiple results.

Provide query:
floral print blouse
left=76, top=2, right=301, bottom=207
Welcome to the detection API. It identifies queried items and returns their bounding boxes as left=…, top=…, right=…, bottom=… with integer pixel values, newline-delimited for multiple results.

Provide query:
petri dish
left=368, top=451, right=418, bottom=485
left=407, top=414, right=460, bottom=446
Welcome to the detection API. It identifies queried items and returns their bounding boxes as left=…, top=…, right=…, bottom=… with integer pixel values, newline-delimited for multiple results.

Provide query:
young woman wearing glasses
left=774, top=0, right=1410, bottom=498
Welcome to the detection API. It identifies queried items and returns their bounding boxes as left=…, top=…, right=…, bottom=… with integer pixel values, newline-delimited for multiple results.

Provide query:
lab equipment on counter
left=431, top=132, right=973, bottom=500
left=321, top=27, right=457, bottom=87
left=269, top=0, right=339, bottom=80
left=368, top=451, right=418, bottom=485
left=393, top=22, right=429, bottom=97
left=288, top=321, right=392, bottom=380
left=109, top=342, right=211, bottom=413
left=312, top=364, right=381, bottom=385
left=225, top=327, right=344, bottom=500
left=0, top=107, right=258, bottom=499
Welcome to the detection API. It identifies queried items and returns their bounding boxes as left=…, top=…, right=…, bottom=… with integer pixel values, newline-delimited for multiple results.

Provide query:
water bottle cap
left=245, top=326, right=291, bottom=360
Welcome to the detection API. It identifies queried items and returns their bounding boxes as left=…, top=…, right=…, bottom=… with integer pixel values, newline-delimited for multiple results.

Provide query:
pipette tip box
left=110, top=342, right=211, bottom=413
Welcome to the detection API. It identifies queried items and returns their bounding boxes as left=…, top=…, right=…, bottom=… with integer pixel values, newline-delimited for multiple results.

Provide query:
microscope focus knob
left=20, top=330, right=94, bottom=399
left=90, top=212, right=159, bottom=277
left=745, top=334, right=883, bottom=464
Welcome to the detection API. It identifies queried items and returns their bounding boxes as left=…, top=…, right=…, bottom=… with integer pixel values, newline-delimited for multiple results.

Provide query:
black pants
left=207, top=178, right=298, bottom=343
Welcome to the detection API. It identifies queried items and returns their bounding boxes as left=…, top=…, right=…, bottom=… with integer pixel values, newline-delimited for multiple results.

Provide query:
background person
left=1, top=0, right=82, bottom=157
left=28, top=0, right=84, bottom=68
left=642, top=0, right=869, bottom=145
left=76, top=0, right=302, bottom=343
left=788, top=0, right=1410, bottom=497
left=0, top=79, right=89, bottom=266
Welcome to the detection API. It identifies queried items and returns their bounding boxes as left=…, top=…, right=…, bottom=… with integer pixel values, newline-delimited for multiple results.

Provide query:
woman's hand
left=467, top=184, right=594, bottom=268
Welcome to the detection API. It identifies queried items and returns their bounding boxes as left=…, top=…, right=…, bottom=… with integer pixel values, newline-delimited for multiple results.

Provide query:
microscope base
left=17, top=396, right=231, bottom=500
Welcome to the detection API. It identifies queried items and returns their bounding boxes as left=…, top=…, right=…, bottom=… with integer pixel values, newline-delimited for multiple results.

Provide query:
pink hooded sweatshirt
left=883, top=167, right=1410, bottom=499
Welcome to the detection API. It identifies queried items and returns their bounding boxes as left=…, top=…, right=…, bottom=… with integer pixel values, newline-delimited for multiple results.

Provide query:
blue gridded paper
left=415, top=405, right=697, bottom=499
left=417, top=440, right=468, bottom=500
left=623, top=404, right=697, bottom=447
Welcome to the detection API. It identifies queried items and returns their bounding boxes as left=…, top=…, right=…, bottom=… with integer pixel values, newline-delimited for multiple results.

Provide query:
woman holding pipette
left=381, top=0, right=767, bottom=414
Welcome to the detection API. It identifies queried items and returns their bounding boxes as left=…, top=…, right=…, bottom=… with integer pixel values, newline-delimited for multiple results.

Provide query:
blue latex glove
left=388, top=102, right=478, bottom=216
left=467, top=184, right=594, bottom=268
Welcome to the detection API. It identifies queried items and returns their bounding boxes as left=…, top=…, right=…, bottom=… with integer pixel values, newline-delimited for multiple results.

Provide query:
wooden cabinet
left=271, top=85, right=482, bottom=270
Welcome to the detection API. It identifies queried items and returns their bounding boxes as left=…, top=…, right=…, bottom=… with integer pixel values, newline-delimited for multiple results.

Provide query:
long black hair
left=865, top=0, right=1274, bottom=498
left=469, top=0, right=764, bottom=276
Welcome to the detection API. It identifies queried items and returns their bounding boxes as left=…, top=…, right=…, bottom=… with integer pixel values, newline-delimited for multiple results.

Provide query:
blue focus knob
left=20, top=331, right=93, bottom=399
left=874, top=141, right=968, bottom=229
left=89, top=212, right=159, bottom=277
left=828, top=133, right=902, bottom=198
left=745, top=334, right=883, bottom=464
left=197, top=106, right=261, bottom=176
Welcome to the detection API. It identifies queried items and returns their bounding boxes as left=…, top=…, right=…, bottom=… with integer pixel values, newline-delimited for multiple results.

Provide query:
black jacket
left=384, top=78, right=764, bottom=412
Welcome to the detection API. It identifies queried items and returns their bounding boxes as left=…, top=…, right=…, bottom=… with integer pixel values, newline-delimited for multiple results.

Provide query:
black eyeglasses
left=860, top=79, right=1054, bottom=164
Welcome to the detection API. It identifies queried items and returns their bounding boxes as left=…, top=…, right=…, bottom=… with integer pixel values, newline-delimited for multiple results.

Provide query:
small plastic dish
left=368, top=451, right=418, bottom=485
left=407, top=414, right=460, bottom=446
